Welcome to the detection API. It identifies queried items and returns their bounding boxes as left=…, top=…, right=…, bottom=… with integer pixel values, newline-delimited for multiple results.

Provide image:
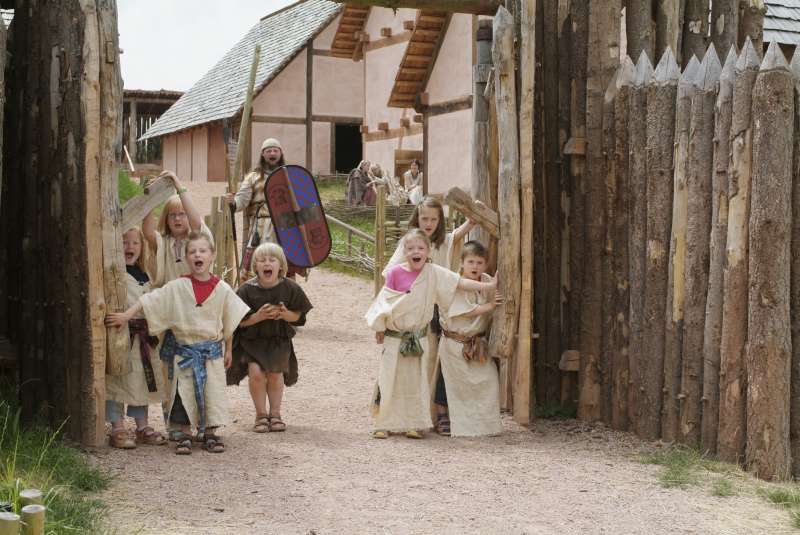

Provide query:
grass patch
left=762, top=486, right=800, bottom=509
left=118, top=170, right=143, bottom=204
left=0, top=387, right=109, bottom=533
left=641, top=446, right=720, bottom=489
left=712, top=477, right=737, bottom=497
left=534, top=402, right=577, bottom=420
left=317, top=175, right=348, bottom=204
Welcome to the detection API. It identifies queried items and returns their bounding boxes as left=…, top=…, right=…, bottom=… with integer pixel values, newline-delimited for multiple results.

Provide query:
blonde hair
left=183, top=230, right=216, bottom=256
left=251, top=242, right=288, bottom=278
left=402, top=228, right=431, bottom=251
left=157, top=195, right=185, bottom=237
left=123, top=226, right=151, bottom=276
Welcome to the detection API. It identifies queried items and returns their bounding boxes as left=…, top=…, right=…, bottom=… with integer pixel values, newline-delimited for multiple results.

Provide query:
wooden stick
left=790, top=46, right=800, bottom=480
left=717, top=38, right=760, bottom=464
left=679, top=43, right=721, bottom=447
left=472, top=20, right=493, bottom=248
left=120, top=176, right=174, bottom=232
left=738, top=0, right=766, bottom=52
left=700, top=45, right=736, bottom=454
left=0, top=512, right=20, bottom=535
left=374, top=185, right=386, bottom=296
left=19, top=489, right=42, bottom=507
left=20, top=504, right=44, bottom=535
left=656, top=0, right=685, bottom=66
left=444, top=187, right=499, bottom=238
left=746, top=41, right=793, bottom=482
left=663, top=54, right=700, bottom=442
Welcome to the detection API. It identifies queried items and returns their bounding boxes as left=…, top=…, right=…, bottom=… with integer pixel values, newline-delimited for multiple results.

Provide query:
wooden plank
left=424, top=95, right=473, bottom=116
left=251, top=114, right=306, bottom=125
left=311, top=114, right=363, bottom=124
left=363, top=124, right=423, bottom=142
left=381, top=27, right=392, bottom=37
left=444, top=187, right=500, bottom=238
left=121, top=176, right=175, bottom=231
left=365, top=31, right=413, bottom=51
left=306, top=44, right=313, bottom=171
left=374, top=185, right=386, bottom=295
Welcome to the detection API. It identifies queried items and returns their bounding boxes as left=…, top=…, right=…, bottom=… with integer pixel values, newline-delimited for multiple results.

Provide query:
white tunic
left=438, top=275, right=502, bottom=437
left=105, top=274, right=167, bottom=406
left=383, top=232, right=455, bottom=274
left=366, top=263, right=460, bottom=431
left=139, top=277, right=249, bottom=429
left=152, top=223, right=213, bottom=288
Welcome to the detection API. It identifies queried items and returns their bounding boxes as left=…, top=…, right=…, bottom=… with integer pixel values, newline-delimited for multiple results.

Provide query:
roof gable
left=141, top=0, right=342, bottom=140
left=766, top=0, right=800, bottom=46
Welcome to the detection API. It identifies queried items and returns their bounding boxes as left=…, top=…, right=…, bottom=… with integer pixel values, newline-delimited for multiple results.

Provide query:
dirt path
left=91, top=268, right=794, bottom=535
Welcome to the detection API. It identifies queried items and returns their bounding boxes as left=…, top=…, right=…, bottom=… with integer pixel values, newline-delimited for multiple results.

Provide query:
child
left=105, top=227, right=167, bottom=449
left=106, top=231, right=249, bottom=455
left=437, top=241, right=503, bottom=437
left=227, top=243, right=312, bottom=433
left=366, top=229, right=497, bottom=439
left=142, top=171, right=210, bottom=288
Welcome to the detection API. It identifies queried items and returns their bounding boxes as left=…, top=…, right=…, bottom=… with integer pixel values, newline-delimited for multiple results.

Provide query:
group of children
left=102, top=171, right=501, bottom=454
left=104, top=171, right=311, bottom=454
left=366, top=197, right=503, bottom=439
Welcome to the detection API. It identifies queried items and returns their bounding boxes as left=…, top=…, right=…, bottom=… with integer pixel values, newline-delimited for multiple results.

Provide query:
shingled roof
left=765, top=0, right=800, bottom=46
left=141, top=0, right=343, bottom=140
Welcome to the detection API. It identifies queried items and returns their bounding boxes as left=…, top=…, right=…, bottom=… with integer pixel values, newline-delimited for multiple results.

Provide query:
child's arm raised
left=105, top=301, right=143, bottom=328
left=457, top=271, right=498, bottom=293
left=452, top=217, right=477, bottom=242
left=142, top=210, right=158, bottom=250
left=161, top=171, right=203, bottom=232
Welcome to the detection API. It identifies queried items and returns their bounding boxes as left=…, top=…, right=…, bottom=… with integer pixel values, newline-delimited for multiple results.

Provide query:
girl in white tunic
left=438, top=241, right=503, bottom=437
left=366, top=229, right=497, bottom=439
left=105, top=227, right=167, bottom=449
left=107, top=232, right=249, bottom=455
left=142, top=171, right=212, bottom=288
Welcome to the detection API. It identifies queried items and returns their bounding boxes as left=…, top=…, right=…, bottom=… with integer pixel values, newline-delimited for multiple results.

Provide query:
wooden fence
left=590, top=39, right=800, bottom=481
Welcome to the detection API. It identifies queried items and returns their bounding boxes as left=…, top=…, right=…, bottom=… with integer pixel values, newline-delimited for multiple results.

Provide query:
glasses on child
left=167, top=212, right=187, bottom=220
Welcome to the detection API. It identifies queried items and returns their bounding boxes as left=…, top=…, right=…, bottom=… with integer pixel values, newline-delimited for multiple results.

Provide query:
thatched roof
left=141, top=0, right=342, bottom=140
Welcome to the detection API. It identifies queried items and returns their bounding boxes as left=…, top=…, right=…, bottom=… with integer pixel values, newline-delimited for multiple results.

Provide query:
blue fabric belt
left=160, top=330, right=223, bottom=433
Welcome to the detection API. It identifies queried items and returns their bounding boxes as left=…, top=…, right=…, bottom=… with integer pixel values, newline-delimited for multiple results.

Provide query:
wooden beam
left=333, top=0, right=501, bottom=15
left=363, top=123, right=423, bottom=142
left=377, top=121, right=389, bottom=131
left=311, top=114, right=363, bottom=124
left=121, top=176, right=175, bottom=232
left=445, top=187, right=499, bottom=238
left=413, top=113, right=423, bottom=123
left=312, top=48, right=334, bottom=57
left=365, top=31, right=413, bottom=52
left=251, top=115, right=306, bottom=125
left=306, top=44, right=313, bottom=171
left=381, top=27, right=392, bottom=37
left=423, top=95, right=473, bottom=116
left=403, top=20, right=415, bottom=30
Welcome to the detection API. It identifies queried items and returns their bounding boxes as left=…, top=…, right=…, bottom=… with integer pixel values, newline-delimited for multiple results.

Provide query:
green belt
left=385, top=326, right=428, bottom=357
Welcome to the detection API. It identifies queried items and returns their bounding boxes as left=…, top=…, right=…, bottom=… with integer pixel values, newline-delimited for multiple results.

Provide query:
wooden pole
left=663, top=54, right=700, bottom=442
left=717, top=38, right=760, bottom=463
left=745, top=41, right=793, bottom=481
left=700, top=45, right=736, bottom=454
left=628, top=52, right=654, bottom=429
left=20, top=504, right=44, bottom=535
left=334, top=0, right=502, bottom=15
left=682, top=0, right=710, bottom=64
left=711, top=0, right=739, bottom=55
left=374, top=184, right=386, bottom=296
left=657, top=0, right=686, bottom=65
left=488, top=6, right=521, bottom=364
left=610, top=57, right=635, bottom=430
left=514, top=0, right=535, bottom=425
left=738, top=1, right=766, bottom=53
left=19, top=490, right=42, bottom=507
left=790, top=48, right=800, bottom=480
left=627, top=0, right=655, bottom=62
left=472, top=20, right=493, bottom=247
left=640, top=48, right=680, bottom=440
left=0, top=512, right=19, bottom=535
left=444, top=187, right=499, bottom=238
left=679, top=44, right=721, bottom=447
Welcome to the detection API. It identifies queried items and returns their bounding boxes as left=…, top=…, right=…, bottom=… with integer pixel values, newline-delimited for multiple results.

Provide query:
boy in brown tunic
left=227, top=243, right=313, bottom=432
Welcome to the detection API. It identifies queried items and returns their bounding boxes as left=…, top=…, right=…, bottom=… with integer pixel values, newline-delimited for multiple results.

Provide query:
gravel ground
left=93, top=266, right=793, bottom=535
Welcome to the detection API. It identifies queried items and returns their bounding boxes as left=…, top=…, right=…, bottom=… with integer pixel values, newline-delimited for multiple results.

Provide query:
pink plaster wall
left=176, top=130, right=193, bottom=181
left=251, top=122, right=306, bottom=169
left=365, top=44, right=412, bottom=128
left=191, top=128, right=208, bottom=183
left=207, top=123, right=226, bottom=182
left=313, top=56, right=363, bottom=117
left=364, top=7, right=417, bottom=38
left=313, top=13, right=340, bottom=49
left=427, top=109, right=471, bottom=194
left=364, top=133, right=422, bottom=179
left=252, top=50, right=307, bottom=118
left=312, top=121, right=331, bottom=175
left=426, top=14, right=473, bottom=103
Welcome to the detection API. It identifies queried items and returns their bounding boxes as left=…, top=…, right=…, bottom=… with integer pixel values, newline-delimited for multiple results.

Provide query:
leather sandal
left=135, top=426, right=166, bottom=445
left=253, top=415, right=270, bottom=433
left=435, top=415, right=451, bottom=437
left=110, top=428, right=136, bottom=449
left=268, top=415, right=286, bottom=432
left=203, top=433, right=226, bottom=453
left=174, top=432, right=192, bottom=455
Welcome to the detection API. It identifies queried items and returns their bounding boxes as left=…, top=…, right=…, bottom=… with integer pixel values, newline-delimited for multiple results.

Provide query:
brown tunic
left=227, top=277, right=313, bottom=386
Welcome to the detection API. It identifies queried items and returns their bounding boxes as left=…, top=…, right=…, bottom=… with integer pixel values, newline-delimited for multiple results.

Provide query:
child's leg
left=105, top=400, right=124, bottom=430
left=129, top=405, right=166, bottom=445
left=267, top=372, right=286, bottom=431
left=128, top=405, right=148, bottom=430
left=247, top=362, right=268, bottom=417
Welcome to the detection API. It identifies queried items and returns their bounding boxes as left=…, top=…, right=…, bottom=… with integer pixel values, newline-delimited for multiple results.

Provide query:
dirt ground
left=92, top=265, right=793, bottom=535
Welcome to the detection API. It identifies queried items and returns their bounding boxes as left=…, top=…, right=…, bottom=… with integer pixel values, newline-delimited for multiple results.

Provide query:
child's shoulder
left=282, top=277, right=308, bottom=296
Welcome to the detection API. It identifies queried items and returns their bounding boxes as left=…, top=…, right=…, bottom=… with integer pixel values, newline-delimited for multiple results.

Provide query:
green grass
left=712, top=477, right=737, bottom=497
left=0, top=387, right=110, bottom=533
left=762, top=486, right=800, bottom=508
left=118, top=170, right=143, bottom=204
left=317, top=175, right=348, bottom=204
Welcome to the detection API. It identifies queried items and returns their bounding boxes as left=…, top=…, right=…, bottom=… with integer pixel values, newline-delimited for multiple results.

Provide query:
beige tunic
left=140, top=278, right=250, bottom=429
left=438, top=275, right=502, bottom=437
left=152, top=222, right=213, bottom=288
left=366, top=263, right=460, bottom=431
left=105, top=274, right=167, bottom=406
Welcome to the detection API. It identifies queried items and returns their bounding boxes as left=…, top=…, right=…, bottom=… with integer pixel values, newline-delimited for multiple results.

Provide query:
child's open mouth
left=194, top=260, right=204, bottom=269
left=411, top=256, right=423, bottom=264
left=124, top=252, right=135, bottom=261
left=261, top=268, right=274, bottom=278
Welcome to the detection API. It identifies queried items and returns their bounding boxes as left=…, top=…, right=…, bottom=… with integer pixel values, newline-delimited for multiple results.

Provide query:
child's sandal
left=203, top=433, right=226, bottom=453
left=175, top=434, right=192, bottom=455
left=405, top=430, right=424, bottom=439
left=109, top=429, right=136, bottom=449
left=372, top=430, right=388, bottom=439
left=135, top=426, right=166, bottom=445
left=253, top=415, right=270, bottom=433
left=435, top=416, right=451, bottom=437
left=268, top=415, right=286, bottom=432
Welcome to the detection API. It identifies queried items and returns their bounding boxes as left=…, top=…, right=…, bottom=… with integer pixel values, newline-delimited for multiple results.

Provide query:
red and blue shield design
left=265, top=165, right=332, bottom=268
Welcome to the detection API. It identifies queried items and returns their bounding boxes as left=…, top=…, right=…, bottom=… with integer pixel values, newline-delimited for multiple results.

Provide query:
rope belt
left=385, top=326, right=429, bottom=357
left=441, top=328, right=489, bottom=364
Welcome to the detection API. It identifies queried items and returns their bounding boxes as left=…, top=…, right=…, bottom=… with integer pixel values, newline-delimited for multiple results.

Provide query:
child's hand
left=276, top=303, right=289, bottom=321
left=485, top=271, right=499, bottom=291
left=105, top=312, right=129, bottom=329
left=490, top=290, right=504, bottom=309
left=375, top=331, right=385, bottom=344
left=224, top=351, right=232, bottom=369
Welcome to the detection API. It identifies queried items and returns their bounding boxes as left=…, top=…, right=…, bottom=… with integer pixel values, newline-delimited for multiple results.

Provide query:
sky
left=118, top=0, right=296, bottom=91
